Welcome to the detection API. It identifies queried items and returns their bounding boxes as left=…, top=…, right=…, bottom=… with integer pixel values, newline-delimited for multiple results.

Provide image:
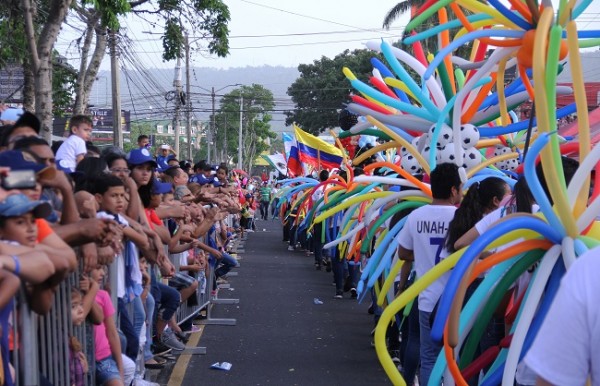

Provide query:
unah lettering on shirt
left=416, top=221, right=448, bottom=234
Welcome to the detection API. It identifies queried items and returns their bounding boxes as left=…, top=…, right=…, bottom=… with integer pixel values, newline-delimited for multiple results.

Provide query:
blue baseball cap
left=126, top=148, right=158, bottom=168
left=152, top=180, right=172, bottom=194
left=0, top=193, right=52, bottom=218
left=0, top=150, right=55, bottom=180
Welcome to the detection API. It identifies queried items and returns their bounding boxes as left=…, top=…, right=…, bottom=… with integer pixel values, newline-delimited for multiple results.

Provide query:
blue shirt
left=156, top=154, right=174, bottom=170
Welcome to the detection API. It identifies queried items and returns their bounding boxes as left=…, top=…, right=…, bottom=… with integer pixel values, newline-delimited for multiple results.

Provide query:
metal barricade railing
left=7, top=233, right=243, bottom=385
left=11, top=274, right=89, bottom=386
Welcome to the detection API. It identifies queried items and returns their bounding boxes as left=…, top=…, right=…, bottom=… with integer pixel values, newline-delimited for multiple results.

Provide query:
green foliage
left=159, top=0, right=230, bottom=61
left=52, top=52, right=77, bottom=116
left=162, top=18, right=186, bottom=61
left=286, top=49, right=380, bottom=135
left=213, top=84, right=276, bottom=166
left=85, top=0, right=131, bottom=30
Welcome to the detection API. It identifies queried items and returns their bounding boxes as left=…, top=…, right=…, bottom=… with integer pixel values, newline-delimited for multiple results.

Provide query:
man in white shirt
left=396, top=162, right=463, bottom=386
left=524, top=246, right=600, bottom=386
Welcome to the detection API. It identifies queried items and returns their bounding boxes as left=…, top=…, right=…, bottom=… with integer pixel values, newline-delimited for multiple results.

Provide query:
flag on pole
left=293, top=124, right=343, bottom=170
left=287, top=145, right=302, bottom=177
left=282, top=132, right=294, bottom=161
left=262, top=153, right=288, bottom=176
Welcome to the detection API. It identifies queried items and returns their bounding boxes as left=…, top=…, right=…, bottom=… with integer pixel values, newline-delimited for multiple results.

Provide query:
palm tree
left=382, top=0, right=426, bottom=30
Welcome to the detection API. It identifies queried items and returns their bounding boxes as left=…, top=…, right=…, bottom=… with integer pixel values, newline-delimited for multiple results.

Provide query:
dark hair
left=51, top=140, right=63, bottom=154
left=74, top=157, right=108, bottom=192
left=202, top=163, right=213, bottom=172
left=137, top=135, right=149, bottom=142
left=430, top=163, right=461, bottom=200
left=535, top=156, right=579, bottom=205
left=180, top=160, right=192, bottom=171
left=69, top=115, right=93, bottom=132
left=12, top=136, right=49, bottom=151
left=86, top=141, right=100, bottom=156
left=193, top=160, right=206, bottom=172
left=445, top=177, right=509, bottom=252
left=100, top=145, right=126, bottom=158
left=514, top=176, right=535, bottom=213
left=217, top=164, right=228, bottom=174
left=163, top=166, right=182, bottom=179
left=319, top=170, right=329, bottom=182
left=104, top=153, right=127, bottom=168
left=92, top=174, right=124, bottom=195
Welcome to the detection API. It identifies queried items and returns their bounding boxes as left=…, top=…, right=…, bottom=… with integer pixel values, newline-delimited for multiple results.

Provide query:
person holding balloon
left=395, top=163, right=462, bottom=386
left=524, top=246, right=600, bottom=386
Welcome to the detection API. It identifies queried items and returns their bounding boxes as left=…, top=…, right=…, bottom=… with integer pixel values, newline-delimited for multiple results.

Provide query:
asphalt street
left=181, top=219, right=391, bottom=386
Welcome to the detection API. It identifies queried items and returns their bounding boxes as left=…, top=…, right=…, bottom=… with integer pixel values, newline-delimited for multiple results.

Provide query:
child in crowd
left=93, top=175, right=149, bottom=363
left=69, top=287, right=94, bottom=386
left=89, top=264, right=135, bottom=386
left=0, top=193, right=73, bottom=386
left=55, top=115, right=94, bottom=172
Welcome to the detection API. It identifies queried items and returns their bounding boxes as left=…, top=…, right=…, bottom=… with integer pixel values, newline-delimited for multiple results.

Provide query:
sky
left=56, top=0, right=600, bottom=72
left=56, top=1, right=412, bottom=71
left=55, top=0, right=600, bottom=71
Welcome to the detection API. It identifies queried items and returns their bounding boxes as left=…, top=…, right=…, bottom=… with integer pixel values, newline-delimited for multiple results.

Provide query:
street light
left=208, top=83, right=241, bottom=164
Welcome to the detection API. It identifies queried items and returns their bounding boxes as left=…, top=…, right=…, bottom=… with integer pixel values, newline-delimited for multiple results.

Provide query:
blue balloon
left=370, top=58, right=411, bottom=103
left=430, top=217, right=561, bottom=343
left=478, top=104, right=578, bottom=137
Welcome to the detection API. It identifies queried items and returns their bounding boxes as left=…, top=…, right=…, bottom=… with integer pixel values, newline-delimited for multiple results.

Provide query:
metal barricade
left=11, top=274, right=90, bottom=386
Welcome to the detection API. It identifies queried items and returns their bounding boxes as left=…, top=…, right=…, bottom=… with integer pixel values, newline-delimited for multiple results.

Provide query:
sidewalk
left=179, top=219, right=390, bottom=385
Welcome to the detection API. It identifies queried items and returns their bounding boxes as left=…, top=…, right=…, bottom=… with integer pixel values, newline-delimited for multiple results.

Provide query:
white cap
left=160, top=144, right=170, bottom=150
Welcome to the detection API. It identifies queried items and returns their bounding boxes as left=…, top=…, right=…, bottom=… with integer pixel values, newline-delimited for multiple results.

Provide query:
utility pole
left=185, top=34, right=192, bottom=161
left=238, top=95, right=243, bottom=170
left=173, top=57, right=182, bottom=156
left=109, top=31, right=123, bottom=148
left=223, top=114, right=228, bottom=162
left=209, top=87, right=216, bottom=164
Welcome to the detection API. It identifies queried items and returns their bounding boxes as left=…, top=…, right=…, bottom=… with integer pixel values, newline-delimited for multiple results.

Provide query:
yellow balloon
left=377, top=258, right=404, bottom=306
left=366, top=116, right=431, bottom=175
left=566, top=20, right=591, bottom=219
left=375, top=249, right=463, bottom=385
left=533, top=9, right=578, bottom=238
left=313, top=191, right=394, bottom=224
left=467, top=152, right=518, bottom=178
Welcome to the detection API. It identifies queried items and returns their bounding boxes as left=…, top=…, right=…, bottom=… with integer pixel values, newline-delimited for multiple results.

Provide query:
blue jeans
left=313, top=222, right=324, bottom=265
left=215, top=252, right=238, bottom=278
left=132, top=296, right=145, bottom=342
left=419, top=310, right=442, bottom=386
left=95, top=355, right=121, bottom=385
left=144, top=293, right=155, bottom=361
left=402, top=299, right=421, bottom=385
left=332, top=251, right=345, bottom=294
left=118, top=298, right=140, bottom=360
left=150, top=280, right=180, bottom=322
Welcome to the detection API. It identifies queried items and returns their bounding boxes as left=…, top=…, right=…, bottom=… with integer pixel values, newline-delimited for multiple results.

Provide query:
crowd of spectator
left=0, top=109, right=251, bottom=386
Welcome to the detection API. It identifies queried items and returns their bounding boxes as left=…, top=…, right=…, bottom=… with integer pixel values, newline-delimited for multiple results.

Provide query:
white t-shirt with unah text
left=396, top=204, right=457, bottom=312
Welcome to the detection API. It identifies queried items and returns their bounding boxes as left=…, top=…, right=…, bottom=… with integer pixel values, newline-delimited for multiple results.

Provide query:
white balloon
left=401, top=153, right=423, bottom=174
left=429, top=123, right=453, bottom=148
left=436, top=144, right=458, bottom=164
left=462, top=147, right=482, bottom=170
left=459, top=124, right=480, bottom=149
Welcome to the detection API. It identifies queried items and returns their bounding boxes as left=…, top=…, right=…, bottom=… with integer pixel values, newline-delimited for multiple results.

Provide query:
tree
left=0, top=2, right=76, bottom=114
left=2, top=0, right=231, bottom=141
left=213, top=84, right=276, bottom=171
left=285, top=49, right=382, bottom=136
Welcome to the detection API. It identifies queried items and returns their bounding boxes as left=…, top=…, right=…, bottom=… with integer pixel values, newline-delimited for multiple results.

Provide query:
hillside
left=91, top=65, right=300, bottom=133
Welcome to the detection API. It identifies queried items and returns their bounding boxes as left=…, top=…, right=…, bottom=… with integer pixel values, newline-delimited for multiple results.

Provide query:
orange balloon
left=517, top=29, right=568, bottom=69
